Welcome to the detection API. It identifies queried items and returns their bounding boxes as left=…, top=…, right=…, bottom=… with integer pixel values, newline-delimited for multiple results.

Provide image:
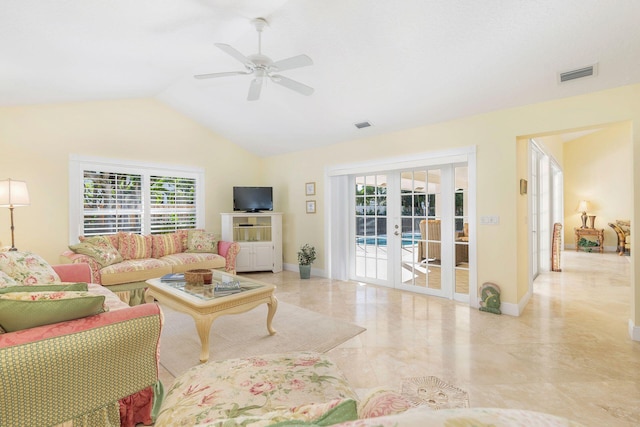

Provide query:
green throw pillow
left=0, top=282, right=88, bottom=294
left=0, top=292, right=106, bottom=332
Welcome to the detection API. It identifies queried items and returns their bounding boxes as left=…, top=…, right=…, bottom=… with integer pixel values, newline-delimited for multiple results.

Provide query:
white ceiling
left=2, top=1, right=640, bottom=157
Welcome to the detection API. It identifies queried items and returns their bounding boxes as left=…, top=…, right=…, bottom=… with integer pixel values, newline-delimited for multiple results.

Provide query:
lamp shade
left=0, top=179, right=30, bottom=207
left=575, top=200, right=590, bottom=213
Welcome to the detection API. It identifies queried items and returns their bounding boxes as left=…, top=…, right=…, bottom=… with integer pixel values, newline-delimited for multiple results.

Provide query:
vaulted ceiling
left=2, top=1, right=639, bottom=156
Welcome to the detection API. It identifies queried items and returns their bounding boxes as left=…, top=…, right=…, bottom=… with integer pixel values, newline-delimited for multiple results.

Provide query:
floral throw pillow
left=358, top=388, right=416, bottom=419
left=69, top=235, right=123, bottom=267
left=186, top=230, right=218, bottom=254
left=79, top=233, right=120, bottom=250
left=0, top=270, right=18, bottom=288
left=119, top=233, right=153, bottom=260
left=0, top=251, right=61, bottom=285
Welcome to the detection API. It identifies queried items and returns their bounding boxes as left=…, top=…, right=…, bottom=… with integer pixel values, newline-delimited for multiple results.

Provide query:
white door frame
left=325, top=146, right=477, bottom=305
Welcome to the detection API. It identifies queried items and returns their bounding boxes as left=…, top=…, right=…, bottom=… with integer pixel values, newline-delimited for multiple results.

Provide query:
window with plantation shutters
left=150, top=175, right=197, bottom=233
left=83, top=171, right=143, bottom=236
left=69, top=156, right=204, bottom=243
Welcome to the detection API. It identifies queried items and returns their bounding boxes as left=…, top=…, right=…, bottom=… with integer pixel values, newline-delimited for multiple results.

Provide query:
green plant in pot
left=297, top=244, right=316, bottom=279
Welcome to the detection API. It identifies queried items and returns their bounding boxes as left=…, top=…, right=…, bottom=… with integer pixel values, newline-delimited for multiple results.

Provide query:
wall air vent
left=355, top=121, right=372, bottom=129
left=558, top=63, right=598, bottom=83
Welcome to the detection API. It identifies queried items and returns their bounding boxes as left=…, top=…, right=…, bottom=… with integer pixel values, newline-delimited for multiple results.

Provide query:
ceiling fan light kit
left=194, top=17, right=314, bottom=101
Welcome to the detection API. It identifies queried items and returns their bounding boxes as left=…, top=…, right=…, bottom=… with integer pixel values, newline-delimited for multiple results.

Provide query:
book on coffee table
left=214, top=281, right=242, bottom=296
left=161, top=273, right=185, bottom=282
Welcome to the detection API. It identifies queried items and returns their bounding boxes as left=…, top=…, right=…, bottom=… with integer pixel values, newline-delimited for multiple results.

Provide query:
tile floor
left=159, top=250, right=640, bottom=426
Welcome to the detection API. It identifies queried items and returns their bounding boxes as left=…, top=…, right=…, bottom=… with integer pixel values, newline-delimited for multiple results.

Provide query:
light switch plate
left=480, top=215, right=499, bottom=225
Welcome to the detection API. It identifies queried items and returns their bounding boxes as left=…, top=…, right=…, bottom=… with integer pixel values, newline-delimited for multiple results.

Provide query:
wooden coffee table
left=145, top=271, right=277, bottom=363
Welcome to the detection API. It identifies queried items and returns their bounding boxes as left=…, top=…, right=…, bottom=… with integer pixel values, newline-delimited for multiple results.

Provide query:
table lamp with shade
left=576, top=200, right=590, bottom=229
left=0, top=179, right=30, bottom=251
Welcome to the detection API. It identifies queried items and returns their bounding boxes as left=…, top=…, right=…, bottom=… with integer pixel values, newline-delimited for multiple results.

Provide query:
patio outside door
left=351, top=164, right=469, bottom=300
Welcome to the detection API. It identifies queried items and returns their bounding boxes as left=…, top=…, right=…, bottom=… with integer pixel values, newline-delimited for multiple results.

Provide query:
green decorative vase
left=299, top=264, right=311, bottom=279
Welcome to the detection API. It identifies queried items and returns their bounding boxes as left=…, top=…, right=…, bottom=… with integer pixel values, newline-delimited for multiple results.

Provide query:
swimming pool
left=356, top=232, right=421, bottom=247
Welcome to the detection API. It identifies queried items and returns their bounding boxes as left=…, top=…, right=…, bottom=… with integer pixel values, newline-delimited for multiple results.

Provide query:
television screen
left=233, top=186, right=273, bottom=212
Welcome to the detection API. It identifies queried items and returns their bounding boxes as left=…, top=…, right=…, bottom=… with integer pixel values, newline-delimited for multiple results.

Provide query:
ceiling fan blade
left=271, top=54, right=313, bottom=72
left=194, top=71, right=251, bottom=79
left=270, top=74, right=314, bottom=96
left=215, top=43, right=254, bottom=67
left=247, top=77, right=263, bottom=101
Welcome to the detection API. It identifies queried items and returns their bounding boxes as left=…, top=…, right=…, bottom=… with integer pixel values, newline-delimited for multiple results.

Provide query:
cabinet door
left=235, top=244, right=253, bottom=272
left=253, top=243, right=274, bottom=271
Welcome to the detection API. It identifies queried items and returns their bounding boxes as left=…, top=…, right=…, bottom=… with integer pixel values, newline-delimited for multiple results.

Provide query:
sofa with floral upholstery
left=61, top=229, right=240, bottom=305
left=155, top=351, right=583, bottom=427
left=0, top=251, right=164, bottom=427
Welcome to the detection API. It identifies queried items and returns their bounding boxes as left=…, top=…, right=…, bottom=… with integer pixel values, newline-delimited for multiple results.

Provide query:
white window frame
left=68, top=155, right=205, bottom=244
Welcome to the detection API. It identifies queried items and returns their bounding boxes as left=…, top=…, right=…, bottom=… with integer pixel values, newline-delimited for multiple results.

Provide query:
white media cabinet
left=221, top=212, right=283, bottom=273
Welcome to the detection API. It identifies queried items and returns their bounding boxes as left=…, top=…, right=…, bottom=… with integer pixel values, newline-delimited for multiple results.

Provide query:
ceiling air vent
left=355, top=121, right=372, bottom=129
left=558, top=63, right=598, bottom=83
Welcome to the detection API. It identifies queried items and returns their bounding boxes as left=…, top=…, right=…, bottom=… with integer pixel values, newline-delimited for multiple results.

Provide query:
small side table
left=574, top=227, right=604, bottom=253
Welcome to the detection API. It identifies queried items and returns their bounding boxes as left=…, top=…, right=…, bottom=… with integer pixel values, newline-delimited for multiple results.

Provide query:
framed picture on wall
left=306, top=200, right=316, bottom=214
left=305, top=182, right=316, bottom=196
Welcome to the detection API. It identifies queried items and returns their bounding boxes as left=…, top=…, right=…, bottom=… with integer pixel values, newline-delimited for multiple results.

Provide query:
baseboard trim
left=283, top=263, right=327, bottom=278
left=629, top=319, right=640, bottom=341
left=518, top=289, right=532, bottom=315
left=498, top=290, right=530, bottom=317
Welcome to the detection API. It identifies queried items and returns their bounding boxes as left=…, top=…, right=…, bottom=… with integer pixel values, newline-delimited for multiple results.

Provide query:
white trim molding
left=283, top=262, right=327, bottom=278
left=68, top=154, right=205, bottom=243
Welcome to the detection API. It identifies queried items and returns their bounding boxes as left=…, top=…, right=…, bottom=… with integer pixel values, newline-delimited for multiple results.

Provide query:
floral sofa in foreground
left=156, top=352, right=583, bottom=426
left=61, top=229, right=240, bottom=305
left=0, top=253, right=164, bottom=427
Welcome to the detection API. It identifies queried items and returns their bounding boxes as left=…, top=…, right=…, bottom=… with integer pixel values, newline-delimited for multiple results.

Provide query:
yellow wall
left=1, top=85, right=639, bottom=325
left=533, top=134, right=564, bottom=166
left=0, top=98, right=262, bottom=262
left=264, top=84, right=640, bottom=311
left=563, top=123, right=632, bottom=247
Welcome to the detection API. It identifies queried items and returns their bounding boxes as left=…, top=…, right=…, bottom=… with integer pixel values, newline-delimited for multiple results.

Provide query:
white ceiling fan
left=194, top=18, right=314, bottom=101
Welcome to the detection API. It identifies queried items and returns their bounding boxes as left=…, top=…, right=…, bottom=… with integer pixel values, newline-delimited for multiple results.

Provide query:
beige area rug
left=159, top=302, right=366, bottom=377
left=401, top=376, right=469, bottom=410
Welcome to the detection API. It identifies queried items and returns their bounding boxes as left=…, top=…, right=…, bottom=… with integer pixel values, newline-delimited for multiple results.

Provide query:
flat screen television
left=233, top=186, right=273, bottom=212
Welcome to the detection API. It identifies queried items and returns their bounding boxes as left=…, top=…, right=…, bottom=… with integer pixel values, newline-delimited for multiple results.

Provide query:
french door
left=529, top=139, right=563, bottom=283
left=351, top=164, right=469, bottom=300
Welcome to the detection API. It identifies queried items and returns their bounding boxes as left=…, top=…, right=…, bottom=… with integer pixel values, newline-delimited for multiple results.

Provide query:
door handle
left=394, top=231, right=400, bottom=236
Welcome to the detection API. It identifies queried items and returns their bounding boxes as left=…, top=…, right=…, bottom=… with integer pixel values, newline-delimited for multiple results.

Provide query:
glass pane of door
left=354, top=174, right=388, bottom=282
left=399, top=168, right=445, bottom=297
left=399, top=171, right=425, bottom=288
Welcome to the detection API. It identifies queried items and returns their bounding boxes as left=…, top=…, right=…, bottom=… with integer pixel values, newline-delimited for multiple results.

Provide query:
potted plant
left=297, top=244, right=316, bottom=279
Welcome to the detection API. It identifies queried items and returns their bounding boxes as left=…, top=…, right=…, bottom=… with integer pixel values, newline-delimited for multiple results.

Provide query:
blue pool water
left=356, top=233, right=420, bottom=247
